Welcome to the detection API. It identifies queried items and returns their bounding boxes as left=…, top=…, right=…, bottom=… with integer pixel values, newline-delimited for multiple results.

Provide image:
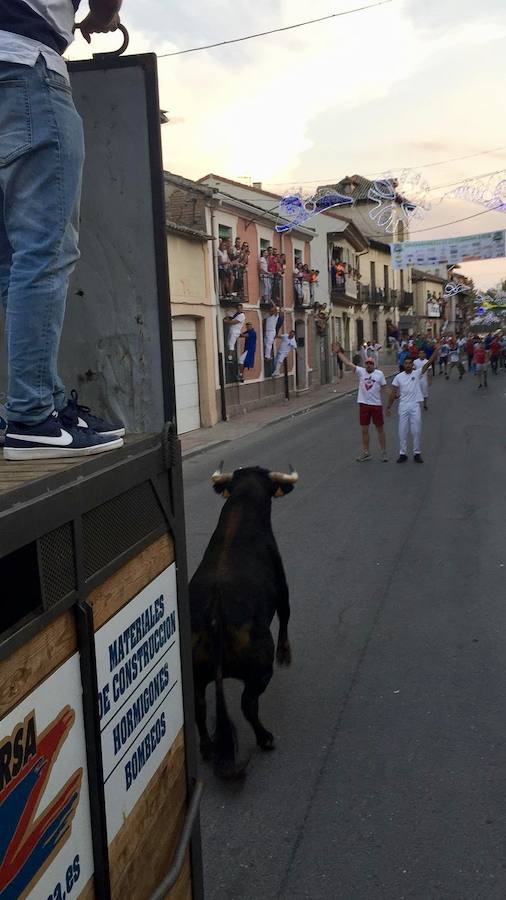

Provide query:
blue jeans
left=0, top=55, right=84, bottom=424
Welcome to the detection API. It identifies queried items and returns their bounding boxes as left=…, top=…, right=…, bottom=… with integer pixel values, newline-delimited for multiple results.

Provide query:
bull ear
left=211, top=461, right=232, bottom=495
left=214, top=485, right=231, bottom=498
left=272, top=481, right=296, bottom=498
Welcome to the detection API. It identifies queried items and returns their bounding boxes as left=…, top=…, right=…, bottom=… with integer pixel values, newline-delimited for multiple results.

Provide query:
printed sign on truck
left=94, top=564, right=184, bottom=842
left=0, top=655, right=95, bottom=899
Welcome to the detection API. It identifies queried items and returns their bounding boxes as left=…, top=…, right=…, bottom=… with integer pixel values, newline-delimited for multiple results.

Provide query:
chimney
left=252, top=181, right=262, bottom=189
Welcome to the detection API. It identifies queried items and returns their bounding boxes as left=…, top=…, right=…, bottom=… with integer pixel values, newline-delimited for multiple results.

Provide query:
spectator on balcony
left=259, top=249, right=271, bottom=301
left=272, top=330, right=297, bottom=377
left=264, top=303, right=279, bottom=360
left=224, top=304, right=245, bottom=360
left=309, top=269, right=319, bottom=303
left=230, top=239, right=250, bottom=296
left=294, top=265, right=305, bottom=303
left=269, top=248, right=282, bottom=302
left=331, top=261, right=345, bottom=290
left=218, top=238, right=233, bottom=297
left=229, top=237, right=242, bottom=296
left=237, top=322, right=257, bottom=382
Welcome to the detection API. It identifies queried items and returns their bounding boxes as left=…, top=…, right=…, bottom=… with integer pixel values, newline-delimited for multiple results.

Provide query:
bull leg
left=194, top=679, right=214, bottom=761
left=241, top=672, right=274, bottom=751
left=276, top=581, right=292, bottom=666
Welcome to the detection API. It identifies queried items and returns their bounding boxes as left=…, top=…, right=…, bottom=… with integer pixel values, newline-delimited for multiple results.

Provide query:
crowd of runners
left=335, top=329, right=505, bottom=464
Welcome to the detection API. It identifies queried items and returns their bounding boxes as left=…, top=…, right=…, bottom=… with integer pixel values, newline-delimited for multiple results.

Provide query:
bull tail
left=210, top=594, right=239, bottom=779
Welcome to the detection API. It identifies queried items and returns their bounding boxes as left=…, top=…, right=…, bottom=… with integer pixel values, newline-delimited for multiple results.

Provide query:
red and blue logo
left=0, top=706, right=82, bottom=899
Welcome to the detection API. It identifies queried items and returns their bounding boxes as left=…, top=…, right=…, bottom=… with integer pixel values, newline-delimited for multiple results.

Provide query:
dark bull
left=189, top=465, right=298, bottom=779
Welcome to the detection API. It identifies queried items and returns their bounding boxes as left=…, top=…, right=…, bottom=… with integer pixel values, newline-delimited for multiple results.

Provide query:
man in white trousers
left=386, top=343, right=439, bottom=463
left=413, top=348, right=430, bottom=411
left=272, top=330, right=297, bottom=377
left=264, top=303, right=279, bottom=360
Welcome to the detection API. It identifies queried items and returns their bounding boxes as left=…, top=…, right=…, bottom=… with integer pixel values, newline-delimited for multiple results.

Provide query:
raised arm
left=333, top=343, right=356, bottom=371
left=422, top=341, right=440, bottom=374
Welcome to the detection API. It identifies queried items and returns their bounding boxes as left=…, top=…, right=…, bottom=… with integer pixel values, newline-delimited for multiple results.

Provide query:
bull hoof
left=276, top=641, right=292, bottom=666
left=257, top=730, right=275, bottom=751
left=214, top=760, right=248, bottom=781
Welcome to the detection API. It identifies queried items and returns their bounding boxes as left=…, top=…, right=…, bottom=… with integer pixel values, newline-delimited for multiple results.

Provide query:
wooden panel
left=108, top=729, right=190, bottom=900
left=79, top=877, right=96, bottom=900
left=0, top=610, right=76, bottom=717
left=88, top=533, right=175, bottom=631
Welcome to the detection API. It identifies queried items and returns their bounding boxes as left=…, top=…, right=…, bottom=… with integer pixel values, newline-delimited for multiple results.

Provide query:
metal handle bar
left=74, top=22, right=130, bottom=57
left=148, top=780, right=204, bottom=900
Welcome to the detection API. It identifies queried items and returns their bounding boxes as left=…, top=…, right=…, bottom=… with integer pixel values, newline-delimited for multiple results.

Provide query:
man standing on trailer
left=0, top=0, right=125, bottom=461
left=386, top=343, right=440, bottom=464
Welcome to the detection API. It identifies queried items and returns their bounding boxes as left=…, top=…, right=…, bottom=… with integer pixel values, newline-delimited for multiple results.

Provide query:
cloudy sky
left=68, top=0, right=506, bottom=288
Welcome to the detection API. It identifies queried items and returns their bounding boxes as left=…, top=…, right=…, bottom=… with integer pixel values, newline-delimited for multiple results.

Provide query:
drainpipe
left=210, top=200, right=227, bottom=421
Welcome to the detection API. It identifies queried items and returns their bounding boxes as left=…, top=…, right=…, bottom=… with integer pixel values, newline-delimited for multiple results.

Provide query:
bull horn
left=269, top=469, right=299, bottom=484
left=211, top=461, right=233, bottom=484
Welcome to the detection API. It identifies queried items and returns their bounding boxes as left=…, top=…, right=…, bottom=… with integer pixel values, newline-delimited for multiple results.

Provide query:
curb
left=182, top=386, right=357, bottom=460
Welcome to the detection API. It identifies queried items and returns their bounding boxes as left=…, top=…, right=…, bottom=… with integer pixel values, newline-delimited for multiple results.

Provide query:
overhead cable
left=157, top=0, right=392, bottom=58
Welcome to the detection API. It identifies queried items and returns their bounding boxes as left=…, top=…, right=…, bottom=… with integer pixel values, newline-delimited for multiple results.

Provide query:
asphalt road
left=182, top=370, right=506, bottom=900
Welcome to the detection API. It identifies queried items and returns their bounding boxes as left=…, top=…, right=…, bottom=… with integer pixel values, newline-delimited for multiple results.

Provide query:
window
left=219, top=224, right=232, bottom=241
left=370, top=261, right=376, bottom=291
left=260, top=238, right=270, bottom=253
left=294, top=248, right=303, bottom=267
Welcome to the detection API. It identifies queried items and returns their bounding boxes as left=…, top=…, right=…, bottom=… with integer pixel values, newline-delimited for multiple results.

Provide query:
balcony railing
left=219, top=269, right=249, bottom=306
left=330, top=275, right=359, bottom=302
left=360, top=284, right=371, bottom=303
left=259, top=272, right=284, bottom=308
left=294, top=278, right=313, bottom=308
left=399, top=290, right=413, bottom=308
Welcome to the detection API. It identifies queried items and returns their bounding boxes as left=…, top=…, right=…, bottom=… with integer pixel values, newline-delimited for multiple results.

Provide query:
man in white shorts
left=335, top=344, right=389, bottom=461
left=386, top=343, right=439, bottom=464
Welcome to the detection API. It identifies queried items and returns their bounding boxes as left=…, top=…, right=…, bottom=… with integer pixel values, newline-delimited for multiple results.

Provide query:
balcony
left=399, top=290, right=414, bottom=308
left=294, top=278, right=313, bottom=308
left=219, top=269, right=249, bottom=307
left=330, top=273, right=359, bottom=303
left=259, top=272, right=284, bottom=308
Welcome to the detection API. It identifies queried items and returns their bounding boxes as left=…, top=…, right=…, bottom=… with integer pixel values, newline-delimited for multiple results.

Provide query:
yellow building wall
left=168, top=233, right=219, bottom=428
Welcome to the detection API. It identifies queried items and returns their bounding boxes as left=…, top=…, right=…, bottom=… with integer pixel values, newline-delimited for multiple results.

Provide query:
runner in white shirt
left=413, top=349, right=430, bottom=411
left=335, top=344, right=389, bottom=462
left=272, top=331, right=297, bottom=377
left=387, top=343, right=439, bottom=463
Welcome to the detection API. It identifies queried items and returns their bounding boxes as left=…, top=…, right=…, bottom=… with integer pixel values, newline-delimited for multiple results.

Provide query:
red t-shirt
left=466, top=339, right=474, bottom=354
left=268, top=255, right=279, bottom=274
left=473, top=347, right=486, bottom=364
left=490, top=340, right=500, bottom=357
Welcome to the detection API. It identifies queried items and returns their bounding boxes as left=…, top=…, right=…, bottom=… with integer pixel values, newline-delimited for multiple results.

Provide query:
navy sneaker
left=4, top=411, right=124, bottom=460
left=0, top=414, right=6, bottom=446
left=60, top=390, right=125, bottom=438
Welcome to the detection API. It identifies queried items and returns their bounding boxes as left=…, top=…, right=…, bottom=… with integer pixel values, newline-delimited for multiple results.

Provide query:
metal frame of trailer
left=0, top=51, right=204, bottom=900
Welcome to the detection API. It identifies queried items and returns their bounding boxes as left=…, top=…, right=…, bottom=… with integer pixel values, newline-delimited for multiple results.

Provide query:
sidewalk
left=181, top=364, right=399, bottom=458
